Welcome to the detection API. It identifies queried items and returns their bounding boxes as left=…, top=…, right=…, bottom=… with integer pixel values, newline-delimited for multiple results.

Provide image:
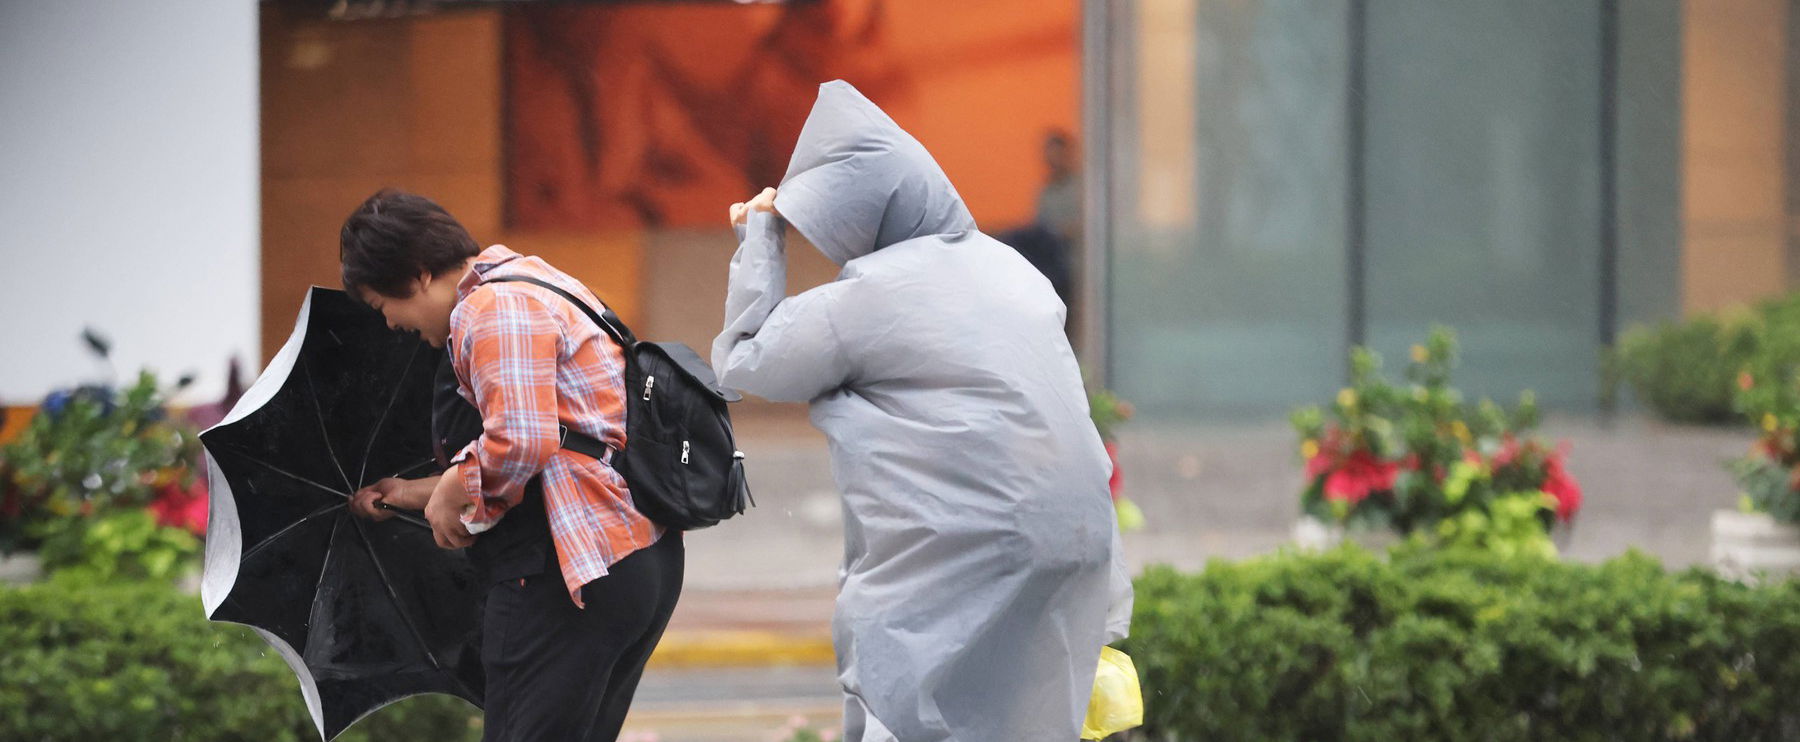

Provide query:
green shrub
left=1726, top=295, right=1800, bottom=523
left=1089, top=385, right=1134, bottom=444
left=1120, top=547, right=1800, bottom=741
left=33, top=509, right=199, bottom=582
left=1608, top=293, right=1800, bottom=425
left=0, top=575, right=480, bottom=741
left=1610, top=314, right=1755, bottom=424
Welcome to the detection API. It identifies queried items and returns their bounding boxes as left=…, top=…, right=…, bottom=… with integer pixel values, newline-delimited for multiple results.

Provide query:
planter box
left=1292, top=517, right=1400, bottom=552
left=1712, top=510, right=1800, bottom=582
left=1294, top=517, right=1574, bottom=554
left=0, top=552, right=43, bottom=584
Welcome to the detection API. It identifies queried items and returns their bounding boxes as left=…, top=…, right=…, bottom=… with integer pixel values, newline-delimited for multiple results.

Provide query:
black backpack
left=487, top=276, right=753, bottom=530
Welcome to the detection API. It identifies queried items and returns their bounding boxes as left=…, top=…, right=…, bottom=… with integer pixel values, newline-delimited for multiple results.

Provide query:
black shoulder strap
left=485, top=275, right=624, bottom=460
left=485, top=275, right=638, bottom=347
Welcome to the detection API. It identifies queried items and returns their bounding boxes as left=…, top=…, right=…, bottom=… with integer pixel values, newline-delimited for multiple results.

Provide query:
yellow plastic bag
left=1082, top=646, right=1144, bottom=740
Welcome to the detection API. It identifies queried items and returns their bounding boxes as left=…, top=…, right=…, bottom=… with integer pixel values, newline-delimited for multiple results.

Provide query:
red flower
left=1541, top=454, right=1582, bottom=522
left=1322, top=451, right=1398, bottom=505
left=1305, top=427, right=1397, bottom=505
left=1304, top=429, right=1339, bottom=480
left=1758, top=436, right=1789, bottom=461
left=1104, top=440, right=1124, bottom=502
left=1492, top=436, right=1522, bottom=469
left=1305, top=450, right=1334, bottom=481
left=148, top=477, right=208, bottom=535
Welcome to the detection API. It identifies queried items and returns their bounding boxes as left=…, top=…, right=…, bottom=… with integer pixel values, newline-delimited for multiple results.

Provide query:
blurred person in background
left=996, top=129, right=1081, bottom=322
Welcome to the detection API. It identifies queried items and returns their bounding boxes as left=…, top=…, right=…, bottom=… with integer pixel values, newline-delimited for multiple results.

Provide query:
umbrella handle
left=373, top=501, right=432, bottom=530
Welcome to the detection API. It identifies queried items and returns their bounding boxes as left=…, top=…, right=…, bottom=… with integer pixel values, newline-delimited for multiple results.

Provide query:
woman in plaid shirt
left=339, top=189, right=682, bottom=742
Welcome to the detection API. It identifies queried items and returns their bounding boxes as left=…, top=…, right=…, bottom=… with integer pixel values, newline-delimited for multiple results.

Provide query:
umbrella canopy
left=201, top=286, right=484, bottom=740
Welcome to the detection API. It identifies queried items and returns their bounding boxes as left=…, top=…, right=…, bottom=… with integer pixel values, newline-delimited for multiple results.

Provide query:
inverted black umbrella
left=201, top=287, right=484, bottom=740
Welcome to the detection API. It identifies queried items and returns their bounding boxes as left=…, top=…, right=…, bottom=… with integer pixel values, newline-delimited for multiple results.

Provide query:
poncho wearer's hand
left=729, top=187, right=779, bottom=227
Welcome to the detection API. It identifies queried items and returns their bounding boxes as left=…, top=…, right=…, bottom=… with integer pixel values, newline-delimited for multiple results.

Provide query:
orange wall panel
left=261, top=9, right=527, bottom=362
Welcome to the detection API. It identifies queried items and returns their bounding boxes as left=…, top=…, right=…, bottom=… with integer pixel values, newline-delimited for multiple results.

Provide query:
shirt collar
left=455, top=245, right=522, bottom=304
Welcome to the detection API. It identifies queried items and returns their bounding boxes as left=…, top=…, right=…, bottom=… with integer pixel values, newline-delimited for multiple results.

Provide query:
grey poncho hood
left=775, top=80, right=977, bottom=265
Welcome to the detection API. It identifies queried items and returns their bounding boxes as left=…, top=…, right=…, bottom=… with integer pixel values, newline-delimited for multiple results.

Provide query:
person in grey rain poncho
left=713, top=81, right=1132, bottom=741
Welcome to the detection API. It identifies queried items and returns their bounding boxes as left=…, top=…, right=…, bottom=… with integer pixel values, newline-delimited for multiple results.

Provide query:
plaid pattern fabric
left=448, top=245, right=662, bottom=606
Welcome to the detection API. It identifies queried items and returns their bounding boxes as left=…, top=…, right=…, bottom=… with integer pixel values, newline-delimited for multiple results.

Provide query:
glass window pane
left=1361, top=0, right=1605, bottom=408
left=1107, top=0, right=1351, bottom=419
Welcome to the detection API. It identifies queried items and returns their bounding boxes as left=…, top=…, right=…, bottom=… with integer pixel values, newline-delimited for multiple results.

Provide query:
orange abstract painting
left=503, top=0, right=1078, bottom=231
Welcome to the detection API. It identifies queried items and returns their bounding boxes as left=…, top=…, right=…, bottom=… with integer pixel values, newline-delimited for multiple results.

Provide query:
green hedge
left=0, top=576, right=480, bottom=741
left=1608, top=292, right=1800, bottom=425
left=1121, top=546, right=1800, bottom=741
left=1610, top=313, right=1758, bottom=424
left=17, top=549, right=1800, bottom=741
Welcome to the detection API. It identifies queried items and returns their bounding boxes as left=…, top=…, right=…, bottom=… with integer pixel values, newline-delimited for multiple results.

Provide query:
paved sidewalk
left=624, top=666, right=843, bottom=742
left=651, top=587, right=837, bottom=669
left=670, top=409, right=1752, bottom=596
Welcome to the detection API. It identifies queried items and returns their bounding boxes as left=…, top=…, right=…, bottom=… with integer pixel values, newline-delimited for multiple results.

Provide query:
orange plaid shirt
left=448, top=245, right=662, bottom=606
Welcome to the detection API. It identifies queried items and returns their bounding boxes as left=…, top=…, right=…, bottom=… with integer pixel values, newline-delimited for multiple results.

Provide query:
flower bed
left=1, top=368, right=208, bottom=581
left=1292, top=328, right=1580, bottom=556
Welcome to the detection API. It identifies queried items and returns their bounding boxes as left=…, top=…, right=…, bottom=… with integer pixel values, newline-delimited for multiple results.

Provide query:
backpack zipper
left=643, top=375, right=655, bottom=401
left=681, top=440, right=690, bottom=464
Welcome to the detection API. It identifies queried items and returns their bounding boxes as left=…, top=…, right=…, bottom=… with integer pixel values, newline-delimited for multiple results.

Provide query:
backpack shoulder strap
left=485, top=275, right=627, bottom=459
left=485, top=275, right=638, bottom=347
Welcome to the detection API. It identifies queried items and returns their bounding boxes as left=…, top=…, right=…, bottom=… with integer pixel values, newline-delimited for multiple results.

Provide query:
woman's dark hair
left=339, top=189, right=479, bottom=301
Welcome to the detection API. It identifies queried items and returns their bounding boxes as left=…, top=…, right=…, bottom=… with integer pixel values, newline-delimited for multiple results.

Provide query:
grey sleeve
left=1104, top=524, right=1134, bottom=643
left=712, top=210, right=854, bottom=403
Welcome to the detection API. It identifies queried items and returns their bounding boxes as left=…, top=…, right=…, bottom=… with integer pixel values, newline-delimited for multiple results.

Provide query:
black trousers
left=478, top=531, right=684, bottom=742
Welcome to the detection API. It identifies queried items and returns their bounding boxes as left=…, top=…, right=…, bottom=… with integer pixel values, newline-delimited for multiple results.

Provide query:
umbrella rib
left=214, top=443, right=431, bottom=530
left=241, top=500, right=348, bottom=564
left=300, top=354, right=358, bottom=495
left=357, top=342, right=425, bottom=489
left=346, top=516, right=446, bottom=672
left=389, top=457, right=441, bottom=479
left=215, top=442, right=350, bottom=498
